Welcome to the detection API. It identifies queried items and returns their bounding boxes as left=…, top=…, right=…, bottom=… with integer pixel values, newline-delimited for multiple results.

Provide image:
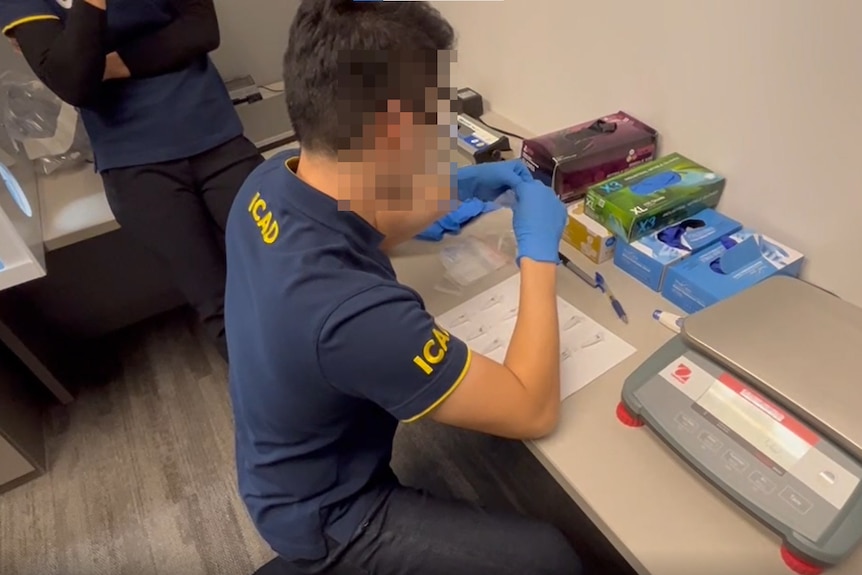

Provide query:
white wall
left=436, top=0, right=862, bottom=306
left=211, top=0, right=299, bottom=85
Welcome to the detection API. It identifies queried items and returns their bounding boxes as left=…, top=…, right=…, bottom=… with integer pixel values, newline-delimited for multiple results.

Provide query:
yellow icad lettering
left=413, top=356, right=433, bottom=375
left=248, top=191, right=261, bottom=213
left=423, top=339, right=443, bottom=364
left=246, top=191, right=280, bottom=245
left=412, top=326, right=451, bottom=375
left=257, top=211, right=272, bottom=232
left=432, top=328, right=449, bottom=352
left=263, top=220, right=279, bottom=244
left=252, top=198, right=267, bottom=221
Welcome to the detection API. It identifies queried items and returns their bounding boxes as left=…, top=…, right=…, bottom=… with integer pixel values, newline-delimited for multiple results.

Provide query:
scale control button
left=698, top=431, right=723, bottom=452
left=723, top=450, right=748, bottom=473
left=674, top=413, right=698, bottom=433
left=749, top=471, right=776, bottom=494
left=779, top=487, right=812, bottom=515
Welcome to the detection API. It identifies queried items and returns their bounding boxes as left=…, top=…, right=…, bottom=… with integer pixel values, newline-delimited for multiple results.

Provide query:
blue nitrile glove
left=457, top=159, right=533, bottom=202
left=511, top=180, right=567, bottom=265
left=416, top=199, right=501, bottom=241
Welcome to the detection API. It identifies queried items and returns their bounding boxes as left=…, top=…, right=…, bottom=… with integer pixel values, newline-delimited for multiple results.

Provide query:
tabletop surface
left=36, top=84, right=296, bottom=252
left=36, top=108, right=862, bottom=574
left=387, top=116, right=862, bottom=575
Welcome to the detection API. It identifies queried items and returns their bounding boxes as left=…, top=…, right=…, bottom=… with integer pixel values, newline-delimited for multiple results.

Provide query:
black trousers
left=255, top=486, right=583, bottom=575
left=102, top=136, right=264, bottom=361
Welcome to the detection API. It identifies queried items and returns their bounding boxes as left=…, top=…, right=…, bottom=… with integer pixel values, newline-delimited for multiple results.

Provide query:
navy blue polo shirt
left=0, top=0, right=242, bottom=171
left=224, top=151, right=471, bottom=561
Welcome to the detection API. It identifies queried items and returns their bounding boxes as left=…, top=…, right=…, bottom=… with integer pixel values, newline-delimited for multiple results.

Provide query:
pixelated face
left=336, top=50, right=459, bottom=213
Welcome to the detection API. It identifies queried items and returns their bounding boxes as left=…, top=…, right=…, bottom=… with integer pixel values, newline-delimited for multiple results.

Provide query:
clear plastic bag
left=434, top=234, right=514, bottom=296
left=440, top=235, right=510, bottom=286
left=0, top=70, right=92, bottom=175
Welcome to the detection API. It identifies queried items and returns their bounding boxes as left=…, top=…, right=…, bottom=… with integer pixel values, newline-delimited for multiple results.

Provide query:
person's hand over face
left=456, top=159, right=533, bottom=202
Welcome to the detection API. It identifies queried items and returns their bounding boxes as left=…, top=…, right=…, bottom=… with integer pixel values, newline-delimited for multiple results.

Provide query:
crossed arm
left=8, top=0, right=221, bottom=107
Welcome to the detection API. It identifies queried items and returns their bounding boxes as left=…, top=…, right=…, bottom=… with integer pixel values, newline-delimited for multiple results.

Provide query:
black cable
left=477, top=116, right=526, bottom=141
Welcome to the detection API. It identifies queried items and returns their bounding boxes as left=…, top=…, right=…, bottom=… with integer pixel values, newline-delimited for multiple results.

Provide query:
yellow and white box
left=563, top=201, right=617, bottom=264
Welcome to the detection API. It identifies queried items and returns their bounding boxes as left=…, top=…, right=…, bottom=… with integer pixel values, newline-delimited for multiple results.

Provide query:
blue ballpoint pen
left=595, top=272, right=628, bottom=324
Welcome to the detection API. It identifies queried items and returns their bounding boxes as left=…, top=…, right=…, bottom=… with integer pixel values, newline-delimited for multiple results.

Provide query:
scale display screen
left=656, top=354, right=861, bottom=516
left=695, top=373, right=816, bottom=473
left=622, top=303, right=862, bottom=569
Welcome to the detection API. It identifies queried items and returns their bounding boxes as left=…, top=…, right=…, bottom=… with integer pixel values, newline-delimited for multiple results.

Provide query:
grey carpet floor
left=0, top=311, right=634, bottom=575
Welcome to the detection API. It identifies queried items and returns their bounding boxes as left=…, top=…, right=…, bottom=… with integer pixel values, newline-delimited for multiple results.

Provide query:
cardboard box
left=662, top=229, right=804, bottom=313
left=614, top=209, right=742, bottom=291
left=520, top=111, right=658, bottom=204
left=563, top=201, right=617, bottom=263
left=584, top=153, right=726, bottom=242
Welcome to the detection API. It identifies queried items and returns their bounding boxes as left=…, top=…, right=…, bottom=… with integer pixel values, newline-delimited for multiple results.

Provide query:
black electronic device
left=456, top=114, right=510, bottom=164
left=456, top=87, right=485, bottom=118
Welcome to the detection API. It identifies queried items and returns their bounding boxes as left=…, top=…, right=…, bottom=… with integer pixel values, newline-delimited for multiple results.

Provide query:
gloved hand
left=456, top=159, right=533, bottom=202
left=511, top=180, right=567, bottom=265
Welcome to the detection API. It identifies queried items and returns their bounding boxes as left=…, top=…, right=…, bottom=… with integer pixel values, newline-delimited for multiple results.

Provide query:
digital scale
left=617, top=276, right=862, bottom=574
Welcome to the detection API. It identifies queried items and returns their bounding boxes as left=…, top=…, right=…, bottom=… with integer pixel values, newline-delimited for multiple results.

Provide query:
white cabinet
left=0, top=146, right=45, bottom=292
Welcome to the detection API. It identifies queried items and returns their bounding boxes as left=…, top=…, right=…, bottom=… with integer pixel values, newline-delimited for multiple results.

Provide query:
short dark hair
left=283, top=0, right=456, bottom=155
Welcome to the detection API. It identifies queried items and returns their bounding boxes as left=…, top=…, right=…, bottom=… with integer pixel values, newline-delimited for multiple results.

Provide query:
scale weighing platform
left=617, top=276, right=862, bottom=574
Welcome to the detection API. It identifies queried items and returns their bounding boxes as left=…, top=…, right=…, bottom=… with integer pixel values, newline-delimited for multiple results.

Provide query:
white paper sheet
left=437, top=274, right=636, bottom=400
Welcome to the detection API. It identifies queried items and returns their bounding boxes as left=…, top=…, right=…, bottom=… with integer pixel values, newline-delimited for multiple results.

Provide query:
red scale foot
left=616, top=402, right=644, bottom=428
left=781, top=546, right=824, bottom=575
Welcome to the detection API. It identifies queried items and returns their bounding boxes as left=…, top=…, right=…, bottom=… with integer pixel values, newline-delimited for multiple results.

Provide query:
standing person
left=224, top=1, right=582, bottom=574
left=1, top=0, right=264, bottom=361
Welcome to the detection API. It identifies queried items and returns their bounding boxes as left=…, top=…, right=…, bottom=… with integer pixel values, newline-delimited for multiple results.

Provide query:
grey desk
left=388, top=112, right=862, bottom=575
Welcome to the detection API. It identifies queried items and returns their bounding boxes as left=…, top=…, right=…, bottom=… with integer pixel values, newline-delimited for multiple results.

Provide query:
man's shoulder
left=321, top=282, right=427, bottom=342
left=228, top=150, right=299, bottom=240
left=0, top=0, right=62, bottom=32
left=234, top=150, right=299, bottom=205
left=260, top=149, right=300, bottom=176
left=243, top=149, right=298, bottom=187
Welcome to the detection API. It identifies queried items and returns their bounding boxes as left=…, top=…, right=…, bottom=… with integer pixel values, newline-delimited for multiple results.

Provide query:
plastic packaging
left=494, top=189, right=516, bottom=209
left=0, top=71, right=92, bottom=175
left=439, top=235, right=510, bottom=287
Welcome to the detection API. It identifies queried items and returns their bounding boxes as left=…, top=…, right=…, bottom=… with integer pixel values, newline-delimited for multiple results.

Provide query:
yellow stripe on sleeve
left=402, top=348, right=472, bottom=424
left=3, top=15, right=60, bottom=36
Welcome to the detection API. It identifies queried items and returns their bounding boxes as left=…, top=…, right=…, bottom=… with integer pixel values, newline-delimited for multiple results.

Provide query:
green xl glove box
left=584, top=153, right=726, bottom=242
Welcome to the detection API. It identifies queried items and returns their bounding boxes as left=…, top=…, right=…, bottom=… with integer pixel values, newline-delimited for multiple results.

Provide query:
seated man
left=225, top=1, right=580, bottom=573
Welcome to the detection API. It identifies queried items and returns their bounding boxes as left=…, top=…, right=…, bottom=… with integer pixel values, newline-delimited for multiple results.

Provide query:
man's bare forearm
left=504, top=259, right=560, bottom=423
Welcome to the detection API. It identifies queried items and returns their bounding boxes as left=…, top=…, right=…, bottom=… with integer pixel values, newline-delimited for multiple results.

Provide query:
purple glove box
left=520, top=111, right=659, bottom=204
